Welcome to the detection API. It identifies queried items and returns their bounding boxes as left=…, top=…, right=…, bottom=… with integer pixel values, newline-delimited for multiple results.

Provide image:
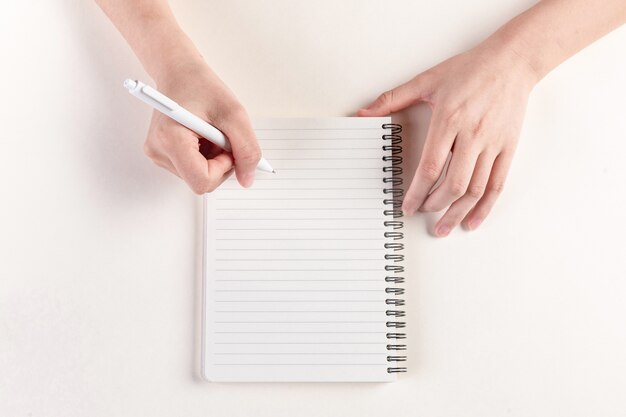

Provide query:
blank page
left=203, top=117, right=401, bottom=382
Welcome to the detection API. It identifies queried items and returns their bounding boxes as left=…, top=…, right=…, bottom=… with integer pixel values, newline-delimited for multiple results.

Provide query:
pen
left=123, top=79, right=275, bottom=173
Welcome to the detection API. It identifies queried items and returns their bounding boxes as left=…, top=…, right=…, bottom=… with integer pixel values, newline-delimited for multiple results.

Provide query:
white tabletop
left=1, top=1, right=625, bottom=416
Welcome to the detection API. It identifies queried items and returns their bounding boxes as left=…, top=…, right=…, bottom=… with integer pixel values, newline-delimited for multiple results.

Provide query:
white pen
left=123, top=79, right=275, bottom=173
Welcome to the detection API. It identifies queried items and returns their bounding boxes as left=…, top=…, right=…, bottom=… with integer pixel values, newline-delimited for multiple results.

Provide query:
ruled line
left=275, top=167, right=381, bottom=171
left=215, top=218, right=382, bottom=221
left=268, top=157, right=381, bottom=161
left=217, top=197, right=381, bottom=200
left=214, top=290, right=380, bottom=293
left=261, top=138, right=381, bottom=141
left=215, top=279, right=380, bottom=282
left=253, top=177, right=382, bottom=181
left=255, top=127, right=382, bottom=131
left=217, top=188, right=382, bottom=191
left=214, top=321, right=384, bottom=324
left=213, top=342, right=386, bottom=345
left=214, top=331, right=385, bottom=334
left=215, top=238, right=384, bottom=241
left=212, top=363, right=388, bottom=366
left=262, top=147, right=381, bottom=150
left=215, top=228, right=383, bottom=231
left=213, top=353, right=385, bottom=355
left=215, top=269, right=381, bottom=272
left=215, top=257, right=383, bottom=262
left=214, top=310, right=383, bottom=313
left=215, top=208, right=381, bottom=211
left=217, top=197, right=381, bottom=201
left=215, top=248, right=381, bottom=251
left=214, top=300, right=383, bottom=302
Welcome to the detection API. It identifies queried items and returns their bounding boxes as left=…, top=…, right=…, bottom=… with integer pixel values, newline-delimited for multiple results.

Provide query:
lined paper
left=203, top=118, right=396, bottom=382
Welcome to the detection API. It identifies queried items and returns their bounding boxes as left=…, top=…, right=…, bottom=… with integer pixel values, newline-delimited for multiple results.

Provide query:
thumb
left=357, top=76, right=426, bottom=116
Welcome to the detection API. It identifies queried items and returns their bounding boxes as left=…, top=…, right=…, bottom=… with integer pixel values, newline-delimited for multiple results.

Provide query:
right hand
left=143, top=61, right=261, bottom=194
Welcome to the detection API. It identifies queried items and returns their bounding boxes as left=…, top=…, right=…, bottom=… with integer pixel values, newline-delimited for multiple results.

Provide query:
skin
left=96, top=0, right=261, bottom=193
left=359, top=0, right=626, bottom=236
left=97, top=0, right=625, bottom=234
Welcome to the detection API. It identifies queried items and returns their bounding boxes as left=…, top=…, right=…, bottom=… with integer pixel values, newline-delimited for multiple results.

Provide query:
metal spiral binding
left=382, top=123, right=407, bottom=374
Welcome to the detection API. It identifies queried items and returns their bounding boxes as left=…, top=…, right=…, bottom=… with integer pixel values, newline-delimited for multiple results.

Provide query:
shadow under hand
left=393, top=104, right=441, bottom=236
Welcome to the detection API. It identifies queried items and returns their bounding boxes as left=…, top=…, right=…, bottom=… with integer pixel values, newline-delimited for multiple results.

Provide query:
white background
left=1, top=0, right=625, bottom=416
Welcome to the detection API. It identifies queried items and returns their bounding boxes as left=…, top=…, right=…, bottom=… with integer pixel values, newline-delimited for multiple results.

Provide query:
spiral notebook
left=202, top=117, right=406, bottom=382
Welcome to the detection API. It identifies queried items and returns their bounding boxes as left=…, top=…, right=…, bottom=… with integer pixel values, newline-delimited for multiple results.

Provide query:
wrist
left=481, top=3, right=573, bottom=89
left=478, top=28, right=544, bottom=92
left=132, top=17, right=207, bottom=86
left=150, top=50, right=208, bottom=88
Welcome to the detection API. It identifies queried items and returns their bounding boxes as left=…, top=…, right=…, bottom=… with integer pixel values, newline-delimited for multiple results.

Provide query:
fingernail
left=436, top=225, right=451, bottom=237
left=240, top=172, right=255, bottom=188
left=467, top=218, right=483, bottom=231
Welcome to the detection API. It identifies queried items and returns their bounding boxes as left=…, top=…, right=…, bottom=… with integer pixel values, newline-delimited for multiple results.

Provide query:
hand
left=143, top=61, right=261, bottom=194
left=359, top=41, right=537, bottom=236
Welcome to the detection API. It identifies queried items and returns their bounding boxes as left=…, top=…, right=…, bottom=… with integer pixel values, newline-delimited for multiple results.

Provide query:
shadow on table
left=61, top=1, right=178, bottom=208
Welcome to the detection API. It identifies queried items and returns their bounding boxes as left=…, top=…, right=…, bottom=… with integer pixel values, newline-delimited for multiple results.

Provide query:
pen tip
left=272, top=170, right=276, bottom=174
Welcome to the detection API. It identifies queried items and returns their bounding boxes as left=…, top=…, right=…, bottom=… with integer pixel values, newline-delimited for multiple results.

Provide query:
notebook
left=202, top=117, right=406, bottom=382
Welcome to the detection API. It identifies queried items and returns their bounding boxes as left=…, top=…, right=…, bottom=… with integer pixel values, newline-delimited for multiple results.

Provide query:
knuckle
left=447, top=179, right=467, bottom=198
left=188, top=174, right=212, bottom=195
left=466, top=184, right=486, bottom=199
left=228, top=104, right=247, bottom=120
left=489, top=181, right=506, bottom=195
left=151, top=119, right=173, bottom=145
left=470, top=118, right=486, bottom=137
left=143, top=141, right=158, bottom=159
left=451, top=145, right=472, bottom=160
left=158, top=135, right=178, bottom=154
left=189, top=182, right=206, bottom=195
left=152, top=159, right=167, bottom=169
left=415, top=71, right=433, bottom=89
left=219, top=102, right=247, bottom=123
left=442, top=104, right=463, bottom=127
left=189, top=185, right=204, bottom=195
left=418, top=160, right=441, bottom=182
left=204, top=181, right=219, bottom=193
left=236, top=143, right=262, bottom=165
left=379, top=90, right=394, bottom=106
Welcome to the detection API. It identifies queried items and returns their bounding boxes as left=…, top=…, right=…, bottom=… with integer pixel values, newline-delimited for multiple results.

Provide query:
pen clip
left=139, top=85, right=178, bottom=113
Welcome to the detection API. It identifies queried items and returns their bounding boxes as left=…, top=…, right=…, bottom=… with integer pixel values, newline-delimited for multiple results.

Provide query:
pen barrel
left=169, top=108, right=231, bottom=151
left=125, top=79, right=274, bottom=171
left=170, top=107, right=274, bottom=172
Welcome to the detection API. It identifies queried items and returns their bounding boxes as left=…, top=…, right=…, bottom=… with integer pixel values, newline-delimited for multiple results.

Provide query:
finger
left=220, top=109, right=261, bottom=188
left=432, top=152, right=495, bottom=237
left=144, top=141, right=181, bottom=178
left=401, top=107, right=457, bottom=215
left=462, top=151, right=514, bottom=230
left=210, top=164, right=236, bottom=190
left=153, top=158, right=182, bottom=179
left=420, top=135, right=479, bottom=213
left=165, top=133, right=235, bottom=194
left=198, top=137, right=224, bottom=160
left=220, top=166, right=236, bottom=184
left=357, top=75, right=427, bottom=116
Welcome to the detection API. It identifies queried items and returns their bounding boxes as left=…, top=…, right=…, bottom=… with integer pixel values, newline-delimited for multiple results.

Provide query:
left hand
left=358, top=41, right=537, bottom=236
